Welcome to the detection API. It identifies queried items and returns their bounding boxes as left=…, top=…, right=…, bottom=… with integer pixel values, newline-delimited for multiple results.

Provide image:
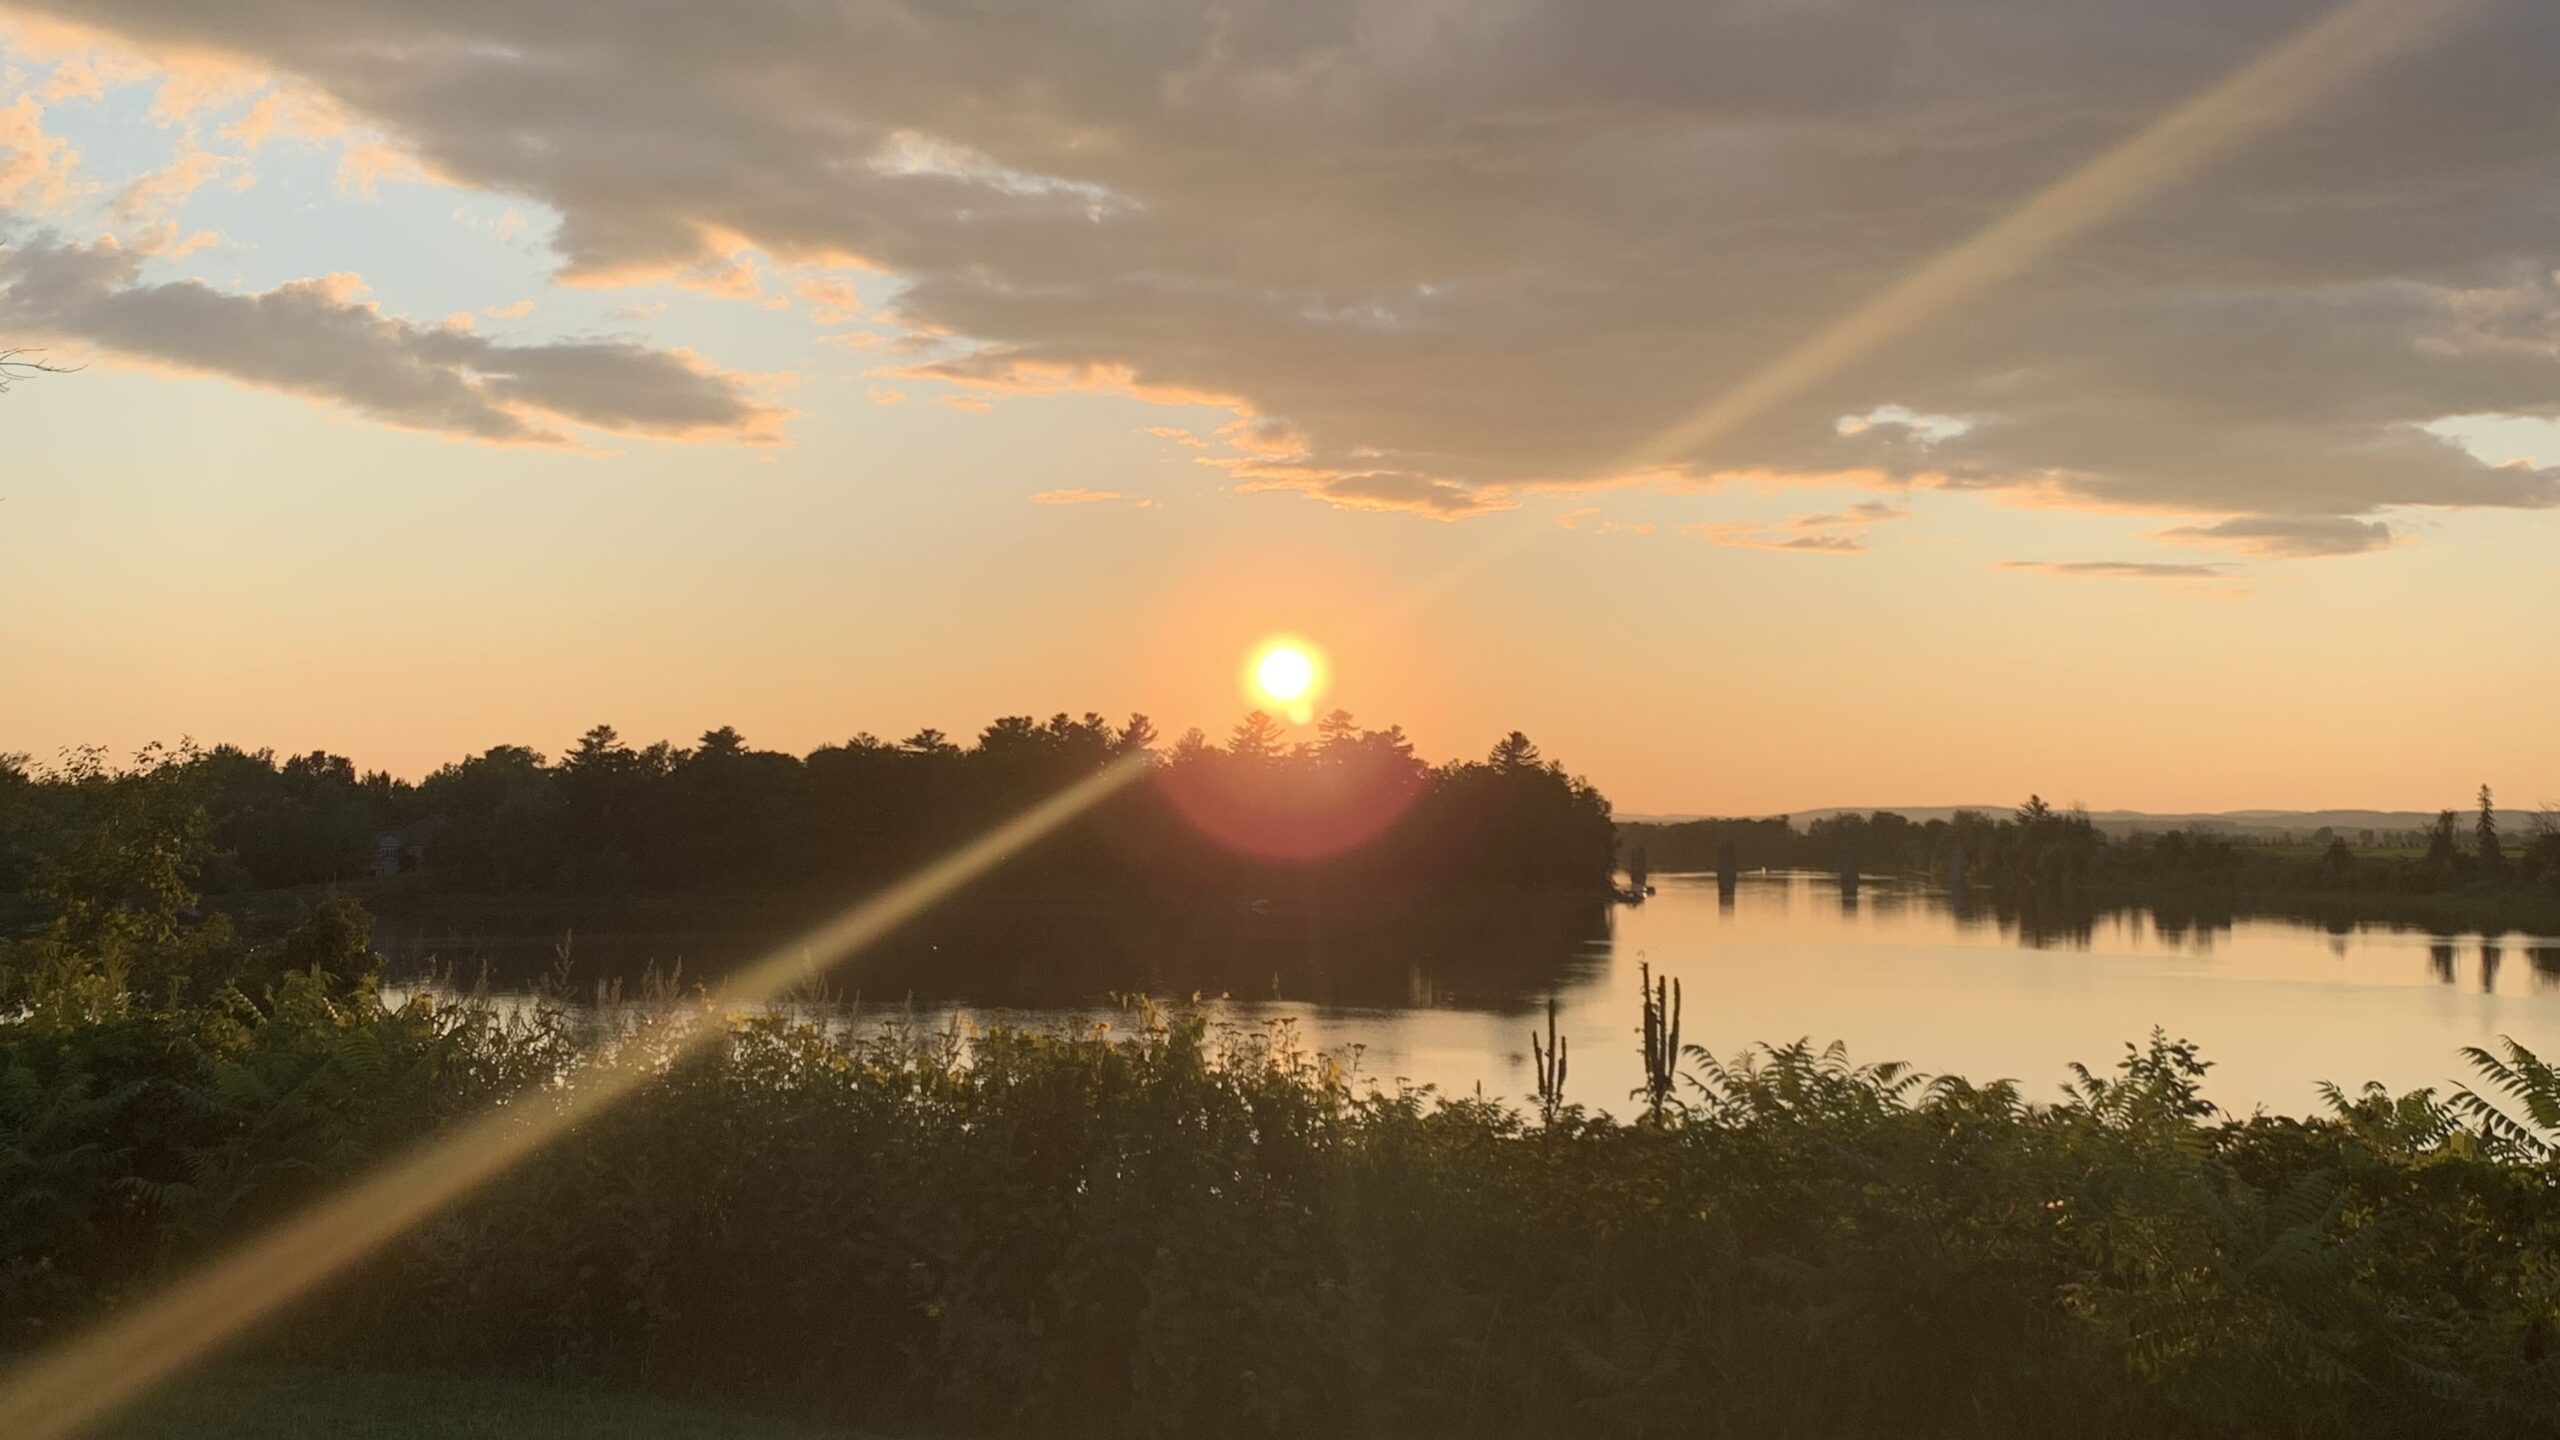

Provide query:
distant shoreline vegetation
left=0, top=714, right=1617, bottom=924
left=1622, top=791, right=2560, bottom=936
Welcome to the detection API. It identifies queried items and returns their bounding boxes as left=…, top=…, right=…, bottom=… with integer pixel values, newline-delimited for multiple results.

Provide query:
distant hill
left=1620, top=808, right=2452, bottom=841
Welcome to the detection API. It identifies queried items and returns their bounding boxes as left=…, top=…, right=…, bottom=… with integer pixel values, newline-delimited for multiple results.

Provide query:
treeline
left=1624, top=791, right=2560, bottom=927
left=0, top=712, right=1616, bottom=911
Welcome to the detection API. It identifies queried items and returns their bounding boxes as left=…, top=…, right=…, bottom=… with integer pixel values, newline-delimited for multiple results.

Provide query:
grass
left=83, top=1367, right=876, bottom=1440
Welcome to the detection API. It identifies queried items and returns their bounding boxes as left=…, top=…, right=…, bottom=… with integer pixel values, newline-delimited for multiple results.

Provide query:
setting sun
left=1246, top=637, right=1324, bottom=722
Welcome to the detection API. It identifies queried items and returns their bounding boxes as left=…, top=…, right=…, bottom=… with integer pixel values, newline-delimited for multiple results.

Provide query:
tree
left=2477, top=784, right=2503, bottom=870
left=1489, top=732, right=1544, bottom=772
left=32, top=745, right=216, bottom=951
left=1227, top=711, right=1288, bottom=762
left=901, top=728, right=959, bottom=757
left=0, top=345, right=76, bottom=393
left=2426, top=809, right=2461, bottom=869
left=1112, top=714, right=1159, bottom=757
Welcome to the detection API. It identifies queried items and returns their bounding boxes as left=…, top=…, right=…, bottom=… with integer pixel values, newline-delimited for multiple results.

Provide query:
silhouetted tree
left=2427, top=810, right=2462, bottom=870
left=1227, top=711, right=1288, bottom=762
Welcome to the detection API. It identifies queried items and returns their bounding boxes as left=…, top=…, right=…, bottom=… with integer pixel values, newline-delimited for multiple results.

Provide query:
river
left=376, top=871, right=2560, bottom=1116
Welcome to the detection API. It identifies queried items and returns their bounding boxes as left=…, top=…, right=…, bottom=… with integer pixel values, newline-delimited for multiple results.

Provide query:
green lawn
left=85, top=1368, right=873, bottom=1440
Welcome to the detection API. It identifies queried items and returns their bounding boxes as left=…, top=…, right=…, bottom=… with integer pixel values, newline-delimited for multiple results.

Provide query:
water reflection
left=379, top=871, right=2559, bottom=1117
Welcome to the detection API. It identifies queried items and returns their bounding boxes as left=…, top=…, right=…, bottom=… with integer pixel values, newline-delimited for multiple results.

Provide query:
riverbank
left=198, top=878, right=1616, bottom=998
left=2074, top=878, right=2560, bottom=939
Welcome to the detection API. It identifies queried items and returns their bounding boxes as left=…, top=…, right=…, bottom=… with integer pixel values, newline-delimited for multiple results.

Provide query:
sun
left=1244, top=637, right=1325, bottom=722
left=1257, top=645, right=1314, bottom=702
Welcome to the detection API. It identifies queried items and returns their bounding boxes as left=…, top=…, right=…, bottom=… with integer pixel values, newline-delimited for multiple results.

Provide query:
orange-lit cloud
left=336, top=141, right=437, bottom=197
left=1684, top=522, right=1866, bottom=555
left=1556, top=506, right=1655, bottom=537
left=1029, top=487, right=1124, bottom=505
left=109, top=139, right=233, bottom=221
left=1679, top=499, right=1908, bottom=553
left=795, top=278, right=861, bottom=324
left=221, top=87, right=348, bottom=148
left=0, top=96, right=81, bottom=210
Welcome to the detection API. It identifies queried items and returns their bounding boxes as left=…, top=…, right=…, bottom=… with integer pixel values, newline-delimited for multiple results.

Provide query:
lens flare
left=1625, top=0, right=2476, bottom=474
left=1244, top=637, right=1324, bottom=724
left=0, top=757, right=1148, bottom=1440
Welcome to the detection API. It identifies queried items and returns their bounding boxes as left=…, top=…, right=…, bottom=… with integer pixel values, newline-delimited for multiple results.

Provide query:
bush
left=6, top=983, right=2559, bottom=1439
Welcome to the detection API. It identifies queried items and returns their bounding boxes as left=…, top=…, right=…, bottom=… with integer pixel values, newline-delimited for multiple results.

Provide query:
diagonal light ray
left=1377, top=0, right=2479, bottom=629
left=0, top=756, right=1149, bottom=1440
left=1625, top=0, right=2484, bottom=474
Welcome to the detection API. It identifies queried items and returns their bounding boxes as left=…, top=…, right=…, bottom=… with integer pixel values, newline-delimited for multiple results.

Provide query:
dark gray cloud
left=0, top=235, right=785, bottom=445
left=19, top=0, right=2560, bottom=525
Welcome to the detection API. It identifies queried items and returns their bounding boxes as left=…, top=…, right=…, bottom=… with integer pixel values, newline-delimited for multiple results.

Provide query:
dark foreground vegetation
left=0, top=714, right=1615, bottom=921
left=1627, top=788, right=2560, bottom=934
left=7, top=865, right=2560, bottom=1438
left=85, top=1366, right=849, bottom=1440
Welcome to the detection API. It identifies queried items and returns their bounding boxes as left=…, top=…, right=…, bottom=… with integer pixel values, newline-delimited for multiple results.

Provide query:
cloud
left=1681, top=498, right=1907, bottom=552
left=1557, top=506, right=1655, bottom=537
left=1786, top=501, right=1909, bottom=530
left=126, top=220, right=219, bottom=258
left=335, top=140, right=433, bottom=197
left=0, top=235, right=789, bottom=446
left=220, top=87, right=345, bottom=148
left=1835, top=406, right=1971, bottom=445
left=19, top=0, right=2560, bottom=525
left=1030, top=487, right=1124, bottom=505
left=0, top=96, right=80, bottom=210
left=1684, top=521, right=1866, bottom=554
left=2001, top=560, right=2230, bottom=580
left=2154, top=514, right=2393, bottom=557
left=794, top=278, right=860, bottom=325
left=109, top=140, right=233, bottom=222
left=481, top=299, right=533, bottom=319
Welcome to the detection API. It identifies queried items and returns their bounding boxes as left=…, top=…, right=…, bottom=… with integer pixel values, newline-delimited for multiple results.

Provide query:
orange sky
left=4, top=3, right=2557, bottom=815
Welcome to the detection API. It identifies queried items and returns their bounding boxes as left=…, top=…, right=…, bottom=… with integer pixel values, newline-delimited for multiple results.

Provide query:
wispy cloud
left=1030, top=487, right=1124, bottom=505
left=2155, top=515, right=2393, bottom=558
left=2001, top=560, right=2230, bottom=581
left=1558, top=506, right=1656, bottom=537
left=794, top=278, right=860, bottom=325
left=0, top=96, right=81, bottom=211
left=1685, top=522, right=1867, bottom=554
left=1682, top=500, right=1908, bottom=553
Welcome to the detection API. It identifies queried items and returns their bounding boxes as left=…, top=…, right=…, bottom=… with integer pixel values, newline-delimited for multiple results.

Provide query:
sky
left=0, top=0, right=2555, bottom=817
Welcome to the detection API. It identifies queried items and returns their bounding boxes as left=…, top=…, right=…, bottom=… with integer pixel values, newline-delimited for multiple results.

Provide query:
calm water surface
left=385, top=873, right=2560, bottom=1116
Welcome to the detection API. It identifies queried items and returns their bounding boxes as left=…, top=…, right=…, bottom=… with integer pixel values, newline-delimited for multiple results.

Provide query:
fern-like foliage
left=2446, top=1036, right=2560, bottom=1162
